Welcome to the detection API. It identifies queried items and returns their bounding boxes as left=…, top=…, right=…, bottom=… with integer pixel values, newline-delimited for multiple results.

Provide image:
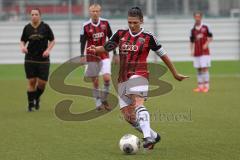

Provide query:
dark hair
left=128, top=7, right=143, bottom=20
left=31, top=8, right=41, bottom=15
left=193, top=11, right=203, bottom=17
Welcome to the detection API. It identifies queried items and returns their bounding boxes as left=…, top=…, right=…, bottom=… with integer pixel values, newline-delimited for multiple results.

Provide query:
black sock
left=35, top=87, right=44, bottom=101
left=27, top=91, right=35, bottom=107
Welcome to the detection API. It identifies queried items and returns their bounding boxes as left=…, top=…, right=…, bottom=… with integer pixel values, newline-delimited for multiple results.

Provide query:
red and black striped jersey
left=190, top=23, right=213, bottom=57
left=80, top=18, right=113, bottom=61
left=105, top=28, right=166, bottom=83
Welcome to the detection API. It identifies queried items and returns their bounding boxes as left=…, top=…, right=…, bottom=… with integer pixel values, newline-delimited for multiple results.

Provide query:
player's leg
left=201, top=67, right=210, bottom=92
left=130, top=95, right=160, bottom=149
left=35, top=63, right=50, bottom=110
left=85, top=62, right=103, bottom=110
left=27, top=78, right=37, bottom=111
left=200, top=55, right=211, bottom=92
left=35, top=78, right=47, bottom=109
left=119, top=76, right=160, bottom=149
left=193, top=57, right=204, bottom=92
left=100, top=59, right=111, bottom=110
left=24, top=61, right=37, bottom=111
left=91, top=76, right=103, bottom=110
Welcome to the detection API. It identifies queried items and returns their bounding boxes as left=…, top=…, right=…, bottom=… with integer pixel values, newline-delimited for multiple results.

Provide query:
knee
left=37, top=80, right=47, bottom=90
left=28, top=78, right=37, bottom=90
left=121, top=105, right=136, bottom=124
left=131, top=96, right=144, bottom=107
left=92, top=78, right=99, bottom=88
left=103, top=74, right=111, bottom=82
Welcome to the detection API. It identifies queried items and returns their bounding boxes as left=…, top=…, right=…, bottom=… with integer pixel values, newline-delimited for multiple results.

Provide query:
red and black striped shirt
left=190, top=23, right=213, bottom=57
left=105, top=28, right=166, bottom=83
left=80, top=18, right=113, bottom=61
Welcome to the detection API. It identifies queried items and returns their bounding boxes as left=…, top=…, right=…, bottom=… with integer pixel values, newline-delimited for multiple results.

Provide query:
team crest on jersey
left=100, top=25, right=106, bottom=30
left=196, top=33, right=203, bottom=39
left=89, top=29, right=93, bottom=32
left=120, top=37, right=126, bottom=42
left=201, top=28, right=206, bottom=32
left=138, top=37, right=145, bottom=44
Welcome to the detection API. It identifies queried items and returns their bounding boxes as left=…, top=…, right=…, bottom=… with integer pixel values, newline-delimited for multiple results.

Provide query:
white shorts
left=193, top=55, right=211, bottom=68
left=118, top=75, right=149, bottom=109
left=85, top=58, right=111, bottom=77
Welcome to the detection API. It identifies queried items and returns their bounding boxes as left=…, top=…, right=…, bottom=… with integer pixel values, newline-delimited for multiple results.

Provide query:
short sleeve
left=206, top=26, right=213, bottom=37
left=106, top=22, right=113, bottom=38
left=46, top=24, right=54, bottom=41
left=20, top=26, right=28, bottom=42
left=104, top=30, right=120, bottom=52
left=190, top=28, right=195, bottom=42
left=149, top=34, right=166, bottom=57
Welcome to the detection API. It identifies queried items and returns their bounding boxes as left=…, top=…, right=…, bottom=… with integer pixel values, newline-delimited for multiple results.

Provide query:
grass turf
left=0, top=60, right=239, bottom=160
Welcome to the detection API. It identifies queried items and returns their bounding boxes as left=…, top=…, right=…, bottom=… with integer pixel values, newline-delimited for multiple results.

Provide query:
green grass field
left=0, top=60, right=240, bottom=160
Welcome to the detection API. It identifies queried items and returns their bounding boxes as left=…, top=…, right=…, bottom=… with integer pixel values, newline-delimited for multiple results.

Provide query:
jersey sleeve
left=20, top=26, right=28, bottom=43
left=104, top=30, right=120, bottom=52
left=80, top=25, right=87, bottom=56
left=206, top=26, right=213, bottom=38
left=149, top=34, right=166, bottom=57
left=190, top=28, right=195, bottom=43
left=106, top=21, right=113, bottom=39
left=46, top=24, right=54, bottom=41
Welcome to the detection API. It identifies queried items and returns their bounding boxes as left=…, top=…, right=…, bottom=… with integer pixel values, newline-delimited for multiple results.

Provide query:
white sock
left=197, top=71, right=204, bottom=88
left=202, top=71, right=210, bottom=89
left=135, top=106, right=151, bottom=138
left=133, top=123, right=157, bottom=139
left=150, top=129, right=157, bottom=139
left=95, top=98, right=102, bottom=108
left=102, top=82, right=110, bottom=102
left=93, top=88, right=101, bottom=107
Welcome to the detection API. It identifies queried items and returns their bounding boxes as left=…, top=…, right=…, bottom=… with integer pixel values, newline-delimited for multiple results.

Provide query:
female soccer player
left=20, top=8, right=55, bottom=111
left=88, top=7, right=188, bottom=149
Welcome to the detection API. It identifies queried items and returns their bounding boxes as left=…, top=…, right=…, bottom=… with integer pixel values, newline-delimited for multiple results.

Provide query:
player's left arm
left=88, top=30, right=119, bottom=54
left=203, top=26, right=213, bottom=49
left=43, top=24, right=55, bottom=57
left=149, top=34, right=189, bottom=81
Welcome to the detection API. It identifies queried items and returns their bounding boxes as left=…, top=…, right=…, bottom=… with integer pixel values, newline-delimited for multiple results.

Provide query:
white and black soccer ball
left=119, top=134, right=140, bottom=154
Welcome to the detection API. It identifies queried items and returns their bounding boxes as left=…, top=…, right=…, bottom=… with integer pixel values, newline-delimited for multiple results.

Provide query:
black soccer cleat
left=143, top=137, right=155, bottom=150
left=35, top=99, right=40, bottom=110
left=154, top=133, right=161, bottom=144
left=102, top=101, right=112, bottom=111
left=28, top=104, right=34, bottom=112
left=143, top=133, right=161, bottom=150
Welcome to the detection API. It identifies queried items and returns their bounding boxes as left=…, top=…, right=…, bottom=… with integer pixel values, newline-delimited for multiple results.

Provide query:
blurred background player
left=20, top=8, right=55, bottom=111
left=80, top=3, right=118, bottom=111
left=88, top=7, right=188, bottom=149
left=190, top=11, right=213, bottom=93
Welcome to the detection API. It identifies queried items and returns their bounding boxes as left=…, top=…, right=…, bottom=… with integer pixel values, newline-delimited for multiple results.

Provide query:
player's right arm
left=190, top=29, right=195, bottom=56
left=20, top=26, right=28, bottom=54
left=80, top=24, right=87, bottom=62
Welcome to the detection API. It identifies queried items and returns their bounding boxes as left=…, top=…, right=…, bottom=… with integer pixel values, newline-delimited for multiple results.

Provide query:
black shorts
left=24, top=61, right=50, bottom=81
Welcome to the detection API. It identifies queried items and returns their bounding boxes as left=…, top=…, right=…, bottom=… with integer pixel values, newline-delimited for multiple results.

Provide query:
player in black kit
left=20, top=8, right=55, bottom=112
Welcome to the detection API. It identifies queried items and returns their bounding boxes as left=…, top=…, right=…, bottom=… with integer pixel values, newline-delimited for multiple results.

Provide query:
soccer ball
left=119, top=134, right=140, bottom=154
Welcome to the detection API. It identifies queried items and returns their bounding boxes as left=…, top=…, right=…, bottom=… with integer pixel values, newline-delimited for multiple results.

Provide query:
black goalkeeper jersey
left=21, top=21, right=54, bottom=62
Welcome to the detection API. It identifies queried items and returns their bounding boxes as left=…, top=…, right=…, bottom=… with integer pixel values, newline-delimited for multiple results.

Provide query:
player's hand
left=203, top=43, right=208, bottom=50
left=87, top=45, right=96, bottom=53
left=191, top=51, right=194, bottom=56
left=42, top=50, right=50, bottom=57
left=80, top=56, right=86, bottom=64
left=21, top=47, right=28, bottom=54
left=174, top=73, right=189, bottom=81
left=112, top=54, right=120, bottom=64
